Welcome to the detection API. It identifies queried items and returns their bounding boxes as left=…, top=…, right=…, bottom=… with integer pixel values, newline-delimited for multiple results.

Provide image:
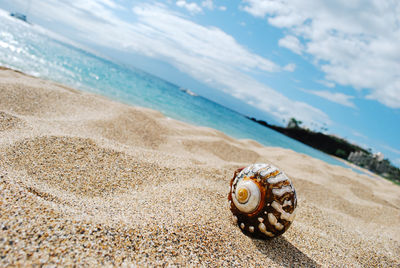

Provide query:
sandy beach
left=1, top=67, right=399, bottom=266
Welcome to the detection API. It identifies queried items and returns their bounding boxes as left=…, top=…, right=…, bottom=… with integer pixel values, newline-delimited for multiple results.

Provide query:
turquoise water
left=0, top=10, right=359, bottom=171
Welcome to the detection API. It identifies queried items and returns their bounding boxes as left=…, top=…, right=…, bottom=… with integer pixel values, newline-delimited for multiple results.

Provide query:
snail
left=228, top=163, right=297, bottom=239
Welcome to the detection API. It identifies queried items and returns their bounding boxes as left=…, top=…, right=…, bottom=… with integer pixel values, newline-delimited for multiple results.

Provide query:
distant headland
left=247, top=116, right=400, bottom=185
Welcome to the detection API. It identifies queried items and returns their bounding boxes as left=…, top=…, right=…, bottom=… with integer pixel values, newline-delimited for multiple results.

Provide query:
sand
left=0, top=67, right=399, bottom=267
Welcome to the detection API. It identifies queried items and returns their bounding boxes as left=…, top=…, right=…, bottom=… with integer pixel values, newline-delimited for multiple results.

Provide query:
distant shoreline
left=247, top=116, right=400, bottom=185
left=331, top=156, right=384, bottom=180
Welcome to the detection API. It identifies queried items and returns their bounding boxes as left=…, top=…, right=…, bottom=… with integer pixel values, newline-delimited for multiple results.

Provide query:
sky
left=1, top=0, right=400, bottom=167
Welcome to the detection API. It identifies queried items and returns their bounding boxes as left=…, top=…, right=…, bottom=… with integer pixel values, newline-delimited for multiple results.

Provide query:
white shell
left=232, top=179, right=261, bottom=213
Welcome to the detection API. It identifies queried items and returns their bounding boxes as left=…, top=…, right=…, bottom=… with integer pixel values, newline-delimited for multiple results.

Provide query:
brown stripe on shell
left=272, top=188, right=295, bottom=204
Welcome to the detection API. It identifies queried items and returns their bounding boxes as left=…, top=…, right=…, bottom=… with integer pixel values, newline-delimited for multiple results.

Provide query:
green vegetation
left=247, top=116, right=400, bottom=184
left=335, top=149, right=347, bottom=158
left=248, top=116, right=368, bottom=159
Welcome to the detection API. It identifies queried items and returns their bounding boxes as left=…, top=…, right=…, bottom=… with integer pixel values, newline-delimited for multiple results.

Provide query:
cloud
left=382, top=145, right=400, bottom=155
left=316, top=80, right=335, bottom=88
left=278, top=35, right=303, bottom=55
left=128, top=4, right=329, bottom=125
left=351, top=130, right=367, bottom=140
left=242, top=0, right=400, bottom=109
left=96, top=0, right=124, bottom=10
left=176, top=1, right=225, bottom=13
left=302, top=89, right=356, bottom=108
left=176, top=0, right=202, bottom=14
left=283, top=63, right=296, bottom=72
left=131, top=4, right=281, bottom=73
left=201, top=0, right=214, bottom=10
left=241, top=0, right=278, bottom=18
left=17, top=0, right=331, bottom=126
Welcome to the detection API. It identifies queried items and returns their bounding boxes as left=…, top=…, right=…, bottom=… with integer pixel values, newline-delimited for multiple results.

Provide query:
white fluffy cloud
left=242, top=0, right=400, bottom=109
left=176, top=0, right=202, bottom=14
left=176, top=1, right=226, bottom=13
left=303, top=89, right=356, bottom=108
left=11, top=0, right=331, bottom=125
left=283, top=63, right=296, bottom=72
left=278, top=35, right=303, bottom=55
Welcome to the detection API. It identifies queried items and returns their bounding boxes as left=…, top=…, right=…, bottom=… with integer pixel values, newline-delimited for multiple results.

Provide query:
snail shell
left=228, top=163, right=297, bottom=239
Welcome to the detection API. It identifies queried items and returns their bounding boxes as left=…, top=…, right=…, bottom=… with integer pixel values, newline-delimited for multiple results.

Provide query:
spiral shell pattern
left=228, top=163, right=297, bottom=239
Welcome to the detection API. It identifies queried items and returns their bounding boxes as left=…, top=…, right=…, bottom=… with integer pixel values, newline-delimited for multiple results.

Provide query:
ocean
left=0, top=10, right=359, bottom=172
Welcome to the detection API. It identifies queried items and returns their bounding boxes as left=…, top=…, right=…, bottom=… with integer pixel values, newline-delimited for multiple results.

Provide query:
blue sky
left=2, top=0, right=400, bottom=166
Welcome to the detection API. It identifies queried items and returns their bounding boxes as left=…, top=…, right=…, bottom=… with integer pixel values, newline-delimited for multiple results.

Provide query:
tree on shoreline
left=287, top=117, right=302, bottom=129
